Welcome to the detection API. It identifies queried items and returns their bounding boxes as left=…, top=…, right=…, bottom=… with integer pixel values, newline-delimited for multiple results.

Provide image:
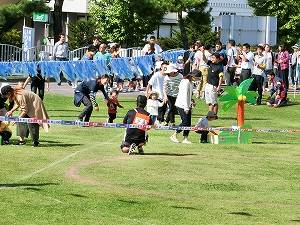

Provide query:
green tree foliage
left=0, top=28, right=22, bottom=47
left=248, top=0, right=300, bottom=45
left=0, top=0, right=49, bottom=42
left=89, top=0, right=165, bottom=47
left=161, top=0, right=216, bottom=49
left=68, top=20, right=97, bottom=50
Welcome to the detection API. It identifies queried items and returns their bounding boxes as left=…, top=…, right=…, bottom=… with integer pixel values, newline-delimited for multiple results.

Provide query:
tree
left=53, top=0, right=64, bottom=42
left=162, top=0, right=213, bottom=49
left=219, top=79, right=258, bottom=127
left=248, top=0, right=300, bottom=45
left=89, top=0, right=165, bottom=47
left=68, top=20, right=96, bottom=50
left=0, top=0, right=49, bottom=43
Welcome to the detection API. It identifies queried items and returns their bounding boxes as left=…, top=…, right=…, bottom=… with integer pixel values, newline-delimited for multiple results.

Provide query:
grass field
left=0, top=93, right=299, bottom=225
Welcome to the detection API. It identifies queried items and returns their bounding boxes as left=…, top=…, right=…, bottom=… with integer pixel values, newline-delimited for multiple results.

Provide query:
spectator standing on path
left=22, top=66, right=46, bottom=100
left=53, top=34, right=71, bottom=86
left=3, top=86, right=49, bottom=147
left=204, top=53, right=224, bottom=115
left=142, top=36, right=163, bottom=55
left=277, top=44, right=290, bottom=91
left=87, top=36, right=101, bottom=55
left=146, top=61, right=169, bottom=124
left=226, top=39, right=238, bottom=86
left=238, top=43, right=254, bottom=83
left=251, top=46, right=267, bottom=105
left=291, top=44, right=299, bottom=88
left=74, top=75, right=110, bottom=122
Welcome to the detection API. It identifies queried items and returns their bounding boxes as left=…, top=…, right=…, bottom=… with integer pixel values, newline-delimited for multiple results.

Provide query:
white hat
left=292, top=44, right=299, bottom=49
left=177, top=55, right=184, bottom=60
left=165, top=63, right=178, bottom=74
left=0, top=83, right=9, bottom=93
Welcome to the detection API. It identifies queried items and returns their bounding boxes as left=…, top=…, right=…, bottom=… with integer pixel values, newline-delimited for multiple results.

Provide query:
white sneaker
left=170, top=134, right=180, bottom=143
left=182, top=138, right=192, bottom=144
left=128, top=143, right=136, bottom=155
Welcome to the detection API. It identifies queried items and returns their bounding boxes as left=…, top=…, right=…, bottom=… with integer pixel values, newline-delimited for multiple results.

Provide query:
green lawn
left=0, top=94, right=299, bottom=225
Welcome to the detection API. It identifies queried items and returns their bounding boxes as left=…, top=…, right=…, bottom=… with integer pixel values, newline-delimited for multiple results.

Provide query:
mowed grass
left=0, top=93, right=299, bottom=225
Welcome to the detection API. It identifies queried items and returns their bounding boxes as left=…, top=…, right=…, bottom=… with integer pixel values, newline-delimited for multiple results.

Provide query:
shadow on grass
left=171, top=205, right=199, bottom=211
left=290, top=219, right=300, bottom=222
left=0, top=183, right=58, bottom=188
left=229, top=212, right=253, bottom=216
left=252, top=141, right=294, bottom=145
left=68, top=193, right=88, bottom=198
left=40, top=143, right=83, bottom=148
left=143, top=153, right=197, bottom=157
left=47, top=109, right=81, bottom=112
left=118, top=199, right=140, bottom=204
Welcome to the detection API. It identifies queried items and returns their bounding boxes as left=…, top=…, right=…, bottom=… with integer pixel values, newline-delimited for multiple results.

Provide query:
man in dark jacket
left=74, top=75, right=110, bottom=122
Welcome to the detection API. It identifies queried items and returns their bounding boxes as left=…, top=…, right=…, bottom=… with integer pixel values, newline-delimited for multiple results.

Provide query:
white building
left=208, top=0, right=253, bottom=17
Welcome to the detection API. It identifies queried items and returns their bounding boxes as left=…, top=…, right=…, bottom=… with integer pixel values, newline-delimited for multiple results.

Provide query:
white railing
left=0, top=44, right=24, bottom=61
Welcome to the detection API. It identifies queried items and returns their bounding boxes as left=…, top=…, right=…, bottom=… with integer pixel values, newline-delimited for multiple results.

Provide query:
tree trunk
left=53, top=0, right=64, bottom=42
left=237, top=100, right=245, bottom=127
left=178, top=11, right=188, bottom=50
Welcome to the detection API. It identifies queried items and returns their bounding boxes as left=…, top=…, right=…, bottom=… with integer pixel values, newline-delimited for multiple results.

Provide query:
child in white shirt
left=147, top=92, right=163, bottom=124
left=195, top=111, right=218, bottom=143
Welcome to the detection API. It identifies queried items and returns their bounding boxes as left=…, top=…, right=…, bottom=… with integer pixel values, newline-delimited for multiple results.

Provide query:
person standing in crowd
left=238, top=43, right=254, bottom=83
left=163, top=64, right=183, bottom=126
left=251, top=46, right=267, bottom=105
left=142, top=36, right=163, bottom=55
left=226, top=39, right=238, bottom=86
left=277, top=44, right=290, bottom=91
left=170, top=73, right=194, bottom=144
left=264, top=44, right=275, bottom=75
left=22, top=66, right=46, bottom=100
left=215, top=41, right=227, bottom=67
left=194, top=44, right=212, bottom=99
left=184, top=43, right=196, bottom=74
left=74, top=75, right=110, bottom=122
left=291, top=44, right=299, bottom=88
left=121, top=95, right=153, bottom=155
left=87, top=36, right=101, bottom=55
left=146, top=61, right=169, bottom=124
left=94, top=44, right=112, bottom=61
left=205, top=53, right=224, bottom=115
left=53, top=34, right=71, bottom=86
left=3, top=85, right=49, bottom=147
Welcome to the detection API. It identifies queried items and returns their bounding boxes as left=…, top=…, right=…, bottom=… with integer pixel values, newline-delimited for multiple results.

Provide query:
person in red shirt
left=107, top=90, right=123, bottom=123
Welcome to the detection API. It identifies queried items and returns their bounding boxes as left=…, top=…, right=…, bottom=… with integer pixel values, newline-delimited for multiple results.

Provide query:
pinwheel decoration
left=219, top=78, right=258, bottom=127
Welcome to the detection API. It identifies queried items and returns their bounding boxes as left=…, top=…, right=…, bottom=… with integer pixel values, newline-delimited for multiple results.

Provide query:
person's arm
left=146, top=84, right=152, bottom=97
left=53, top=43, right=58, bottom=60
left=99, top=85, right=109, bottom=101
left=163, top=79, right=169, bottom=103
left=217, top=71, right=224, bottom=92
left=23, top=77, right=31, bottom=89
left=116, top=100, right=123, bottom=108
left=123, top=111, right=130, bottom=124
left=6, top=101, right=19, bottom=117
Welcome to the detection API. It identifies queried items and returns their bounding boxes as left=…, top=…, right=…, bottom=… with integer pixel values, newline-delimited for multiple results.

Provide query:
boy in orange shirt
left=107, top=90, right=123, bottom=123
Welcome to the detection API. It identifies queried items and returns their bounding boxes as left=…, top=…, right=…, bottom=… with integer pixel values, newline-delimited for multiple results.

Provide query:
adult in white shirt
left=170, top=73, right=194, bottom=144
left=142, top=36, right=163, bottom=55
left=239, top=43, right=254, bottom=83
left=226, top=39, right=238, bottom=85
left=251, top=46, right=267, bottom=105
left=263, top=44, right=275, bottom=74
left=146, top=61, right=169, bottom=123
left=291, top=44, right=299, bottom=87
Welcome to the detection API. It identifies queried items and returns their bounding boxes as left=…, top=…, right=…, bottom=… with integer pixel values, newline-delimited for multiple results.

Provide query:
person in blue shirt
left=94, top=44, right=112, bottom=62
left=74, top=75, right=110, bottom=122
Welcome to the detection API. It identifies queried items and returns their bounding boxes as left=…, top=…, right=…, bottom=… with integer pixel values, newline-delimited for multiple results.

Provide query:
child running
left=121, top=95, right=153, bottom=155
left=147, top=91, right=163, bottom=124
left=195, top=111, right=218, bottom=143
left=107, top=90, right=123, bottom=123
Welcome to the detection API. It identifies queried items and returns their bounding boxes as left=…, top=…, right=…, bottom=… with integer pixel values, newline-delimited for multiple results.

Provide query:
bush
left=0, top=28, right=22, bottom=47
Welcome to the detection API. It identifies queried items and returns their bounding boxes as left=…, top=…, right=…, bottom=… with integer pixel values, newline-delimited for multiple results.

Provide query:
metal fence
left=0, top=44, right=24, bottom=61
left=69, top=46, right=88, bottom=60
left=119, top=47, right=143, bottom=57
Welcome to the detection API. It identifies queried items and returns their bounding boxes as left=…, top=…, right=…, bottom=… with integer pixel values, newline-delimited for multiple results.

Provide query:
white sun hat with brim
left=292, top=44, right=299, bottom=49
left=165, top=63, right=178, bottom=74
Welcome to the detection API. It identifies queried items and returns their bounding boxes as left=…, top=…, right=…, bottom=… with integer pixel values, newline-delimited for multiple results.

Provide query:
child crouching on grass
left=121, top=95, right=153, bottom=155
left=0, top=121, right=12, bottom=145
left=195, top=111, right=218, bottom=143
left=107, top=90, right=123, bottom=123
left=147, top=91, right=163, bottom=124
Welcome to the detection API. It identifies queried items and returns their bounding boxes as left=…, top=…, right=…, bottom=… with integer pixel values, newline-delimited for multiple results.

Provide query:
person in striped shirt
left=163, top=64, right=183, bottom=126
left=74, top=75, right=110, bottom=122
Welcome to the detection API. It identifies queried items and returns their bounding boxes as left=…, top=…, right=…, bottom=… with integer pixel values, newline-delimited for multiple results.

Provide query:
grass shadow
left=252, top=141, right=295, bottom=145
left=171, top=205, right=199, bottom=211
left=291, top=219, right=300, bottom=222
left=0, top=183, right=58, bottom=188
left=68, top=193, right=88, bottom=198
left=118, top=199, right=140, bottom=204
left=229, top=212, right=253, bottom=216
left=23, top=187, right=41, bottom=191
left=40, top=143, right=83, bottom=148
left=143, top=153, right=197, bottom=156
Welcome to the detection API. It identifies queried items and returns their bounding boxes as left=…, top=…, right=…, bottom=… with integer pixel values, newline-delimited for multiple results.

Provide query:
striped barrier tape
left=0, top=116, right=299, bottom=134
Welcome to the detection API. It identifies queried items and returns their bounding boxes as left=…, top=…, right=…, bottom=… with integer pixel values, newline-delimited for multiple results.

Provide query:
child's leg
left=200, top=131, right=209, bottom=143
left=1, top=131, right=12, bottom=143
left=108, top=113, right=116, bottom=123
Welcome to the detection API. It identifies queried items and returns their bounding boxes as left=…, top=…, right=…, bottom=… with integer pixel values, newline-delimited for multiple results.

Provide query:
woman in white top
left=170, top=73, right=194, bottom=144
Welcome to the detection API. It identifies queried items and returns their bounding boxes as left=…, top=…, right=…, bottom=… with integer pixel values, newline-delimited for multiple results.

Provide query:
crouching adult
left=121, top=95, right=153, bottom=155
left=2, top=85, right=49, bottom=147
